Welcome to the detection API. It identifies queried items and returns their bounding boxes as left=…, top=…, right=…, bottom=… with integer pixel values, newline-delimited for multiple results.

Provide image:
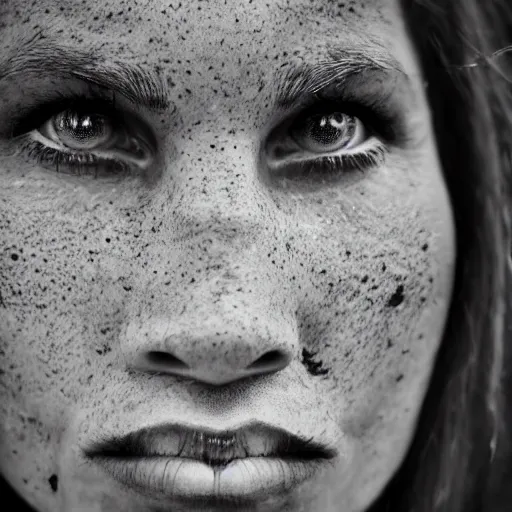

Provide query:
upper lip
left=83, top=419, right=337, bottom=466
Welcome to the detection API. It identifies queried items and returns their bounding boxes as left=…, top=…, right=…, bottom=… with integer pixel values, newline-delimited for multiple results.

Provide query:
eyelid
left=9, top=94, right=125, bottom=139
left=13, top=93, right=157, bottom=156
left=265, top=98, right=380, bottom=166
left=277, top=76, right=413, bottom=149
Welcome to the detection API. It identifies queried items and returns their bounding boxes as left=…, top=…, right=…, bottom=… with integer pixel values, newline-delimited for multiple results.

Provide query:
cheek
left=0, top=185, right=132, bottom=410
left=294, top=159, right=454, bottom=432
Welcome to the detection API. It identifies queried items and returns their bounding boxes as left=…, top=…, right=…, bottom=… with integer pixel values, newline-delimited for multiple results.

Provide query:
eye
left=41, top=108, right=116, bottom=151
left=290, top=111, right=366, bottom=153
left=13, top=96, right=155, bottom=178
left=265, top=101, right=389, bottom=181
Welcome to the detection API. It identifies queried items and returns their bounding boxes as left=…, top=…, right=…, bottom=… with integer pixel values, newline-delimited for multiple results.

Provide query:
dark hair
left=369, top=1, right=512, bottom=511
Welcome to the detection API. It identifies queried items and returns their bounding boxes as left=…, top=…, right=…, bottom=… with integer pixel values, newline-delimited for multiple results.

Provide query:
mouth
left=84, top=419, right=337, bottom=467
left=82, top=420, right=338, bottom=504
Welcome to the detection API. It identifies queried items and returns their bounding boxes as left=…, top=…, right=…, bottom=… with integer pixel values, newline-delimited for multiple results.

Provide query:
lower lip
left=91, top=455, right=329, bottom=505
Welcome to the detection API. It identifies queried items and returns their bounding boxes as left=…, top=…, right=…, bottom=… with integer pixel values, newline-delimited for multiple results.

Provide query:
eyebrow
left=0, top=39, right=172, bottom=111
left=0, top=38, right=410, bottom=113
left=275, top=46, right=410, bottom=109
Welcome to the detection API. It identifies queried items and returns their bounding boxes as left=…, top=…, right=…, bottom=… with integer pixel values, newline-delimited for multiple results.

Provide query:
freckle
left=387, top=339, right=394, bottom=349
left=381, top=262, right=386, bottom=272
left=396, top=374, right=404, bottom=382
left=48, top=474, right=58, bottom=492
left=10, top=253, right=19, bottom=261
left=387, top=285, right=405, bottom=307
left=361, top=275, right=368, bottom=283
left=422, top=243, right=429, bottom=251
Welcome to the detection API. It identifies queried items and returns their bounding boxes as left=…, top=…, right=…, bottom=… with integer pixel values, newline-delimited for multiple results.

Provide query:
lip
left=83, top=420, right=338, bottom=504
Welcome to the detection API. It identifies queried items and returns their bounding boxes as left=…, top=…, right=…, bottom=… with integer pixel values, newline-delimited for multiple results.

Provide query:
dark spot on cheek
left=396, top=374, right=404, bottom=382
left=96, top=344, right=112, bottom=356
left=301, top=348, right=329, bottom=376
left=361, top=275, right=369, bottom=283
left=387, top=285, right=405, bottom=307
left=10, top=253, right=18, bottom=261
left=422, top=243, right=429, bottom=251
left=49, top=474, right=58, bottom=492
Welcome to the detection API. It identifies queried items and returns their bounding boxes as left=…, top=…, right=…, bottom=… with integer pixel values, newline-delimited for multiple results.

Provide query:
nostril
left=145, top=351, right=190, bottom=370
left=248, top=350, right=289, bottom=371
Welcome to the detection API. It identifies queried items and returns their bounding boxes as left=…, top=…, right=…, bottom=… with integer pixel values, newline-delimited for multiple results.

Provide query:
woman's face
left=0, top=1, right=456, bottom=511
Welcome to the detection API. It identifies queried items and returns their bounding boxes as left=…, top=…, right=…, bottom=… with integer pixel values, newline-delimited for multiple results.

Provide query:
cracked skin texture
left=0, top=0, right=455, bottom=511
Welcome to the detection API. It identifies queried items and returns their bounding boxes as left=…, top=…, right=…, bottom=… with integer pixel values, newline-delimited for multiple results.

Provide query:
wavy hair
left=368, top=1, right=512, bottom=511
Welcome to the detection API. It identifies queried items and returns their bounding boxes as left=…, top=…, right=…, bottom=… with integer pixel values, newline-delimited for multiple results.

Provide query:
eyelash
left=17, top=137, right=131, bottom=178
left=11, top=93, right=392, bottom=179
left=293, top=145, right=388, bottom=178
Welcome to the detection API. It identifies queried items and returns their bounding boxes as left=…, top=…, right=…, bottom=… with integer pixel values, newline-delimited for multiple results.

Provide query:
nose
left=121, top=311, right=297, bottom=386
left=118, top=133, right=298, bottom=386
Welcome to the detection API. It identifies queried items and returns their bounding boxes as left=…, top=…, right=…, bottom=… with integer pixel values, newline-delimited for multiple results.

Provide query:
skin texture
left=0, top=0, right=456, bottom=511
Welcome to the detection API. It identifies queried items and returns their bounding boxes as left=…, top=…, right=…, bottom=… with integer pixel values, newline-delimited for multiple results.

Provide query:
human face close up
left=0, top=1, right=456, bottom=511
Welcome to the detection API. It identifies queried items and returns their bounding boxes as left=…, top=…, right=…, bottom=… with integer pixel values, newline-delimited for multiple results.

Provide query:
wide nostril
left=145, top=351, right=190, bottom=370
left=247, top=349, right=289, bottom=371
left=142, top=348, right=290, bottom=379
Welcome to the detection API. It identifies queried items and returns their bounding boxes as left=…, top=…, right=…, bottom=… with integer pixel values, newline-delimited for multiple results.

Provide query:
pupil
left=65, top=112, right=105, bottom=140
left=54, top=110, right=111, bottom=149
left=307, top=113, right=354, bottom=147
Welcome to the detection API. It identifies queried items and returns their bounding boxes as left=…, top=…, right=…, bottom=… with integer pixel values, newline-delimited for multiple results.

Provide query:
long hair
left=368, top=1, right=512, bottom=511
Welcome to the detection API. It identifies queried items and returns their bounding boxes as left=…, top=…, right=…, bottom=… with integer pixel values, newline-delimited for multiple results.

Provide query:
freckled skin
left=0, top=1, right=455, bottom=511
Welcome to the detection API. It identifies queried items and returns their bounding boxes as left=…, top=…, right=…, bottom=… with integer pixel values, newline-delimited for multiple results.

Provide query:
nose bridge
left=168, top=136, right=269, bottom=245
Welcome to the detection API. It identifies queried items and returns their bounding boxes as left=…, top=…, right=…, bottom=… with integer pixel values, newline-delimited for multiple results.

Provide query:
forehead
left=3, top=0, right=402, bottom=64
